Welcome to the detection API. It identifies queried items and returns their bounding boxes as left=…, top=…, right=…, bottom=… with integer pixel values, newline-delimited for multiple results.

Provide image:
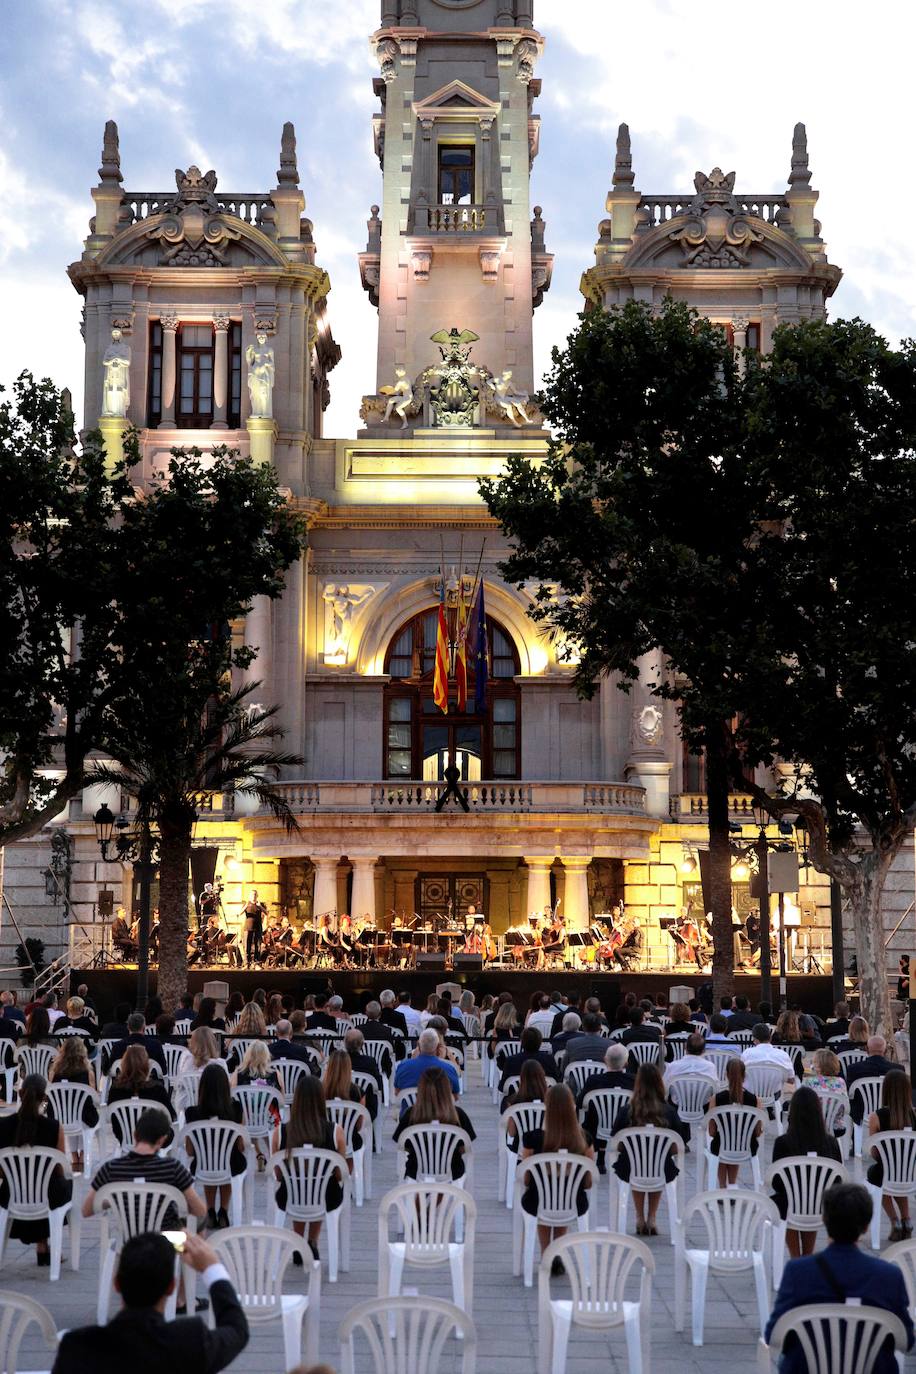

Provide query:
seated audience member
left=344, top=1028, right=382, bottom=1120
left=270, top=1075, right=346, bottom=1263
left=664, top=1032, right=720, bottom=1088
left=577, top=1043, right=635, bottom=1113
left=379, top=989, right=409, bottom=1037
left=269, top=1019, right=321, bottom=1074
left=305, top=994, right=338, bottom=1033
left=181, top=1027, right=228, bottom=1079
left=727, top=995, right=759, bottom=1032
left=805, top=1048, right=850, bottom=1136
left=61, top=996, right=99, bottom=1041
left=231, top=1040, right=281, bottom=1093
left=488, top=1000, right=521, bottom=1059
left=705, top=1056, right=762, bottom=1186
left=765, top=1182, right=914, bottom=1374
left=867, top=1069, right=916, bottom=1241
left=771, top=1086, right=842, bottom=1259
left=702, top=1013, right=733, bottom=1047
left=525, top=992, right=555, bottom=1037
left=846, top=1035, right=899, bottom=1122
left=0, top=989, right=25, bottom=1027
left=619, top=1007, right=662, bottom=1046
left=184, top=1063, right=247, bottom=1231
left=83, top=1107, right=204, bottom=1230
left=191, top=997, right=226, bottom=1034
left=173, top=994, right=196, bottom=1030
left=22, top=1005, right=52, bottom=1047
left=394, top=1028, right=460, bottom=1100
left=106, top=1012, right=167, bottom=1074
left=363, top=1000, right=405, bottom=1063
left=520, top=1083, right=595, bottom=1272
left=49, top=1035, right=99, bottom=1162
left=773, top=1007, right=822, bottom=1054
left=741, top=1023, right=795, bottom=1078
left=52, top=1230, right=247, bottom=1373
left=323, top=1050, right=366, bottom=1153
left=550, top=1011, right=582, bottom=1056
left=611, top=1064, right=689, bottom=1236
left=43, top=992, right=65, bottom=1029
left=824, top=1000, right=852, bottom=1042
left=563, top=1013, right=610, bottom=1066
left=498, top=1026, right=560, bottom=1090
left=393, top=1065, right=475, bottom=1179
left=502, top=1059, right=550, bottom=1136
left=833, top=1013, right=870, bottom=1055
left=107, top=1046, right=175, bottom=1140
left=584, top=996, right=610, bottom=1028
left=0, top=1074, right=71, bottom=1265
left=397, top=992, right=423, bottom=1035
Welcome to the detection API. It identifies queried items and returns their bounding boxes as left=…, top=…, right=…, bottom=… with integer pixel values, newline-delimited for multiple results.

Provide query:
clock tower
left=359, top=0, right=552, bottom=433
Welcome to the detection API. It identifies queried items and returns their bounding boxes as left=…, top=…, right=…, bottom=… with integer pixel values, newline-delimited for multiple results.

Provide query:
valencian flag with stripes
left=433, top=580, right=449, bottom=714
left=455, top=585, right=468, bottom=712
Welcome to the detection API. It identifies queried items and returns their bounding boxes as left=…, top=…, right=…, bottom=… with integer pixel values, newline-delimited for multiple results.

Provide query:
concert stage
left=71, top=966, right=836, bottom=1019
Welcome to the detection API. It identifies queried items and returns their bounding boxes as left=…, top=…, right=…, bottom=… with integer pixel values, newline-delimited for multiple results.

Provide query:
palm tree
left=90, top=682, right=300, bottom=1010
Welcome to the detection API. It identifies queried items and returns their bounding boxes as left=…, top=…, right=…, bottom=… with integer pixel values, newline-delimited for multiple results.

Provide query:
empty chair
left=16, top=1046, right=55, bottom=1083
left=757, top=1302, right=907, bottom=1374
left=351, top=1070, right=384, bottom=1153
left=339, top=1295, right=475, bottom=1374
left=360, top=1042, right=394, bottom=1104
left=537, top=1230, right=654, bottom=1374
left=93, top=1180, right=193, bottom=1323
left=627, top=1041, right=662, bottom=1071
left=326, top=1098, right=372, bottom=1205
left=675, top=1189, right=777, bottom=1345
left=865, top=1130, right=916, bottom=1250
left=174, top=1120, right=253, bottom=1226
left=512, top=1151, right=599, bottom=1287
left=704, top=1104, right=767, bottom=1190
left=270, top=1146, right=351, bottom=1282
left=850, top=1077, right=889, bottom=1157
left=0, top=1147, right=79, bottom=1282
left=765, top=1155, right=848, bottom=1287
left=745, top=1065, right=790, bottom=1119
left=884, top=1234, right=916, bottom=1319
left=44, top=1083, right=100, bottom=1172
left=0, top=1290, right=58, bottom=1372
left=499, top=1101, right=545, bottom=1209
left=209, top=1224, right=321, bottom=1370
left=378, top=1181, right=476, bottom=1317
left=610, top=1126, right=685, bottom=1243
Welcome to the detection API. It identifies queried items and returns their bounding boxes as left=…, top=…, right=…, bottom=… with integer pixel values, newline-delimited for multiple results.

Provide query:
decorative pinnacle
left=98, top=120, right=122, bottom=184
left=277, top=121, right=299, bottom=186
left=789, top=122, right=811, bottom=187
left=613, top=122, right=634, bottom=189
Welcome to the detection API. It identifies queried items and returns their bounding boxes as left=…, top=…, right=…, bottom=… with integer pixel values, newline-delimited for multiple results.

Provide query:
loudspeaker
left=97, top=889, right=114, bottom=918
left=416, top=953, right=447, bottom=971
left=453, top=954, right=483, bottom=972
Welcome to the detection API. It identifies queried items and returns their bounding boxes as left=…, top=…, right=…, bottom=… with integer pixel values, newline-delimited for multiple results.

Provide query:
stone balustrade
left=670, top=792, right=757, bottom=818
left=122, top=192, right=274, bottom=224
left=415, top=203, right=490, bottom=233
left=257, top=779, right=647, bottom=815
left=637, top=194, right=787, bottom=226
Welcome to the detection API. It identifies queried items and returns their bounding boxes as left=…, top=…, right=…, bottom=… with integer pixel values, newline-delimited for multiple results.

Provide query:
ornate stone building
left=8, top=0, right=886, bottom=981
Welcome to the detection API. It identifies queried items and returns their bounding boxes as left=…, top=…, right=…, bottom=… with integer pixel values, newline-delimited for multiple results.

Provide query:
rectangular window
left=178, top=324, right=214, bottom=428
left=147, top=322, right=163, bottom=426
left=228, top=322, right=242, bottom=427
left=386, top=697, right=413, bottom=777
left=492, top=696, right=517, bottom=777
left=438, top=144, right=475, bottom=204
left=746, top=322, right=761, bottom=352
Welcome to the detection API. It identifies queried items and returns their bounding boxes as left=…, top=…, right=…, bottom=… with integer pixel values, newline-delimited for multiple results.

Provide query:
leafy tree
left=740, top=318, right=916, bottom=1035
left=481, top=300, right=781, bottom=1000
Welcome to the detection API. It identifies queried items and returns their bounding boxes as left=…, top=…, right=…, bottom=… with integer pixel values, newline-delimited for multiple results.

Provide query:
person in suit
left=497, top=1027, right=561, bottom=1091
left=105, top=1012, right=167, bottom=1074
left=99, top=1001, right=132, bottom=1043
left=727, top=995, right=761, bottom=1033
left=550, top=1011, right=583, bottom=1056
left=269, top=1021, right=320, bottom=1074
left=304, top=994, right=338, bottom=1033
left=564, top=1013, right=611, bottom=1066
left=52, top=1230, right=248, bottom=1374
left=845, top=1036, right=899, bottom=1123
left=619, top=1008, right=662, bottom=1045
left=363, top=1001, right=404, bottom=1064
left=379, top=989, right=409, bottom=1037
left=344, top=1028, right=382, bottom=1121
left=765, top=1182, right=913, bottom=1374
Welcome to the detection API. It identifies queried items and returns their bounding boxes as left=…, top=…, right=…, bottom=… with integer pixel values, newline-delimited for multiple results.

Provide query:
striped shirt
left=90, top=1151, right=194, bottom=1226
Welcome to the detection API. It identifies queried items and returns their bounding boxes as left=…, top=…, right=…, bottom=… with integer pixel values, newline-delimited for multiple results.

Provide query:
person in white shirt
left=43, top=993, right=65, bottom=1029
left=526, top=993, right=557, bottom=1038
left=664, top=1033, right=721, bottom=1089
left=397, top=992, right=423, bottom=1035
left=741, top=1022, right=795, bottom=1076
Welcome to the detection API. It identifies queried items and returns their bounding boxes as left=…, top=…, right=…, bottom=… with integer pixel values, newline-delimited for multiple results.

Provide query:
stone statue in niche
left=101, top=328, right=131, bottom=418
left=490, top=370, right=533, bottom=426
left=379, top=367, right=414, bottom=429
left=246, top=332, right=275, bottom=418
left=322, top=584, right=375, bottom=663
left=633, top=703, right=664, bottom=748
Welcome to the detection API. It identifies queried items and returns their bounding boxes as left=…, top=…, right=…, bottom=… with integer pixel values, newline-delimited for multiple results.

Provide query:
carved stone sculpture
left=101, top=328, right=131, bottom=418
left=379, top=367, right=414, bottom=429
left=633, top=703, right=664, bottom=748
left=669, top=167, right=765, bottom=268
left=322, top=584, right=375, bottom=663
left=145, top=165, right=241, bottom=267
left=246, top=333, right=275, bottom=418
left=490, top=370, right=533, bottom=427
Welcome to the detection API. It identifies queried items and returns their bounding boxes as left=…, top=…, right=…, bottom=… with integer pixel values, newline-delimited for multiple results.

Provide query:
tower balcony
left=410, top=201, right=504, bottom=235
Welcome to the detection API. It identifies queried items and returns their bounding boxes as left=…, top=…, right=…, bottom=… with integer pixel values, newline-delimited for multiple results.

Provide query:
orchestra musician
left=338, top=914, right=355, bottom=968
left=540, top=909, right=566, bottom=964
left=241, top=890, right=268, bottom=967
left=197, top=880, right=222, bottom=933
left=671, top=908, right=704, bottom=970
left=317, top=913, right=340, bottom=967
left=111, top=907, right=137, bottom=960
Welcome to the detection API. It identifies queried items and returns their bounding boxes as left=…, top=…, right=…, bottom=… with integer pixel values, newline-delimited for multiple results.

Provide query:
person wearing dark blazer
left=52, top=1231, right=248, bottom=1374
left=379, top=992, right=409, bottom=1037
left=726, top=996, right=761, bottom=1033
left=765, top=1182, right=913, bottom=1374
left=105, top=1013, right=167, bottom=1074
left=497, top=1028, right=561, bottom=1090
left=564, top=1015, right=611, bottom=1066
left=268, top=1022, right=321, bottom=1074
left=845, top=1038, right=898, bottom=1122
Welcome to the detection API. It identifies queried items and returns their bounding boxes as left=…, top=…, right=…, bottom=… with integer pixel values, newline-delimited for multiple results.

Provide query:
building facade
left=8, top=0, right=890, bottom=984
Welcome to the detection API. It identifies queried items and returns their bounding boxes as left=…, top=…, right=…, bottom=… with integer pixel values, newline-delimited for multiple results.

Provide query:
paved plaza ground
left=4, top=1055, right=916, bottom=1373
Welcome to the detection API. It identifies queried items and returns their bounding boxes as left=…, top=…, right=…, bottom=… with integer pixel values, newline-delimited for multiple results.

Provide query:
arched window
left=384, top=607, right=521, bottom=781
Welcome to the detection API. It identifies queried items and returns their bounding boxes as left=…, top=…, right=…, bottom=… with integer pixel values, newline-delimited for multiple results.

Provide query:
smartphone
left=162, top=1230, right=187, bottom=1253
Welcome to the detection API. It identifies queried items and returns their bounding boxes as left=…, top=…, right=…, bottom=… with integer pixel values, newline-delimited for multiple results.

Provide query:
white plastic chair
left=512, top=1149, right=599, bottom=1287
left=757, top=1302, right=907, bottom=1374
left=491, top=1040, right=522, bottom=1102
left=360, top=1042, right=394, bottom=1104
left=460, top=1012, right=481, bottom=1056
left=224, top=1037, right=265, bottom=1067
left=326, top=1098, right=372, bottom=1205
left=727, top=1030, right=754, bottom=1049
left=704, top=1104, right=767, bottom=1190
left=270, top=1145, right=351, bottom=1282
left=348, top=1013, right=368, bottom=1029
left=838, top=1046, right=868, bottom=1074
left=209, top=1224, right=321, bottom=1369
left=103, top=1096, right=161, bottom=1152
left=16, top=1045, right=55, bottom=1083
left=174, top=1119, right=254, bottom=1225
left=865, top=1129, right=916, bottom=1249
left=675, top=1188, right=777, bottom=1345
left=275, top=1057, right=316, bottom=1108
left=0, top=1044, right=17, bottom=1105
left=161, top=1043, right=188, bottom=1083
left=233, top=1084, right=283, bottom=1161
left=578, top=1085, right=632, bottom=1148
left=744, top=1065, right=790, bottom=1123
left=665, top=1034, right=690, bottom=1062
left=667, top=1074, right=715, bottom=1128
left=563, top=1061, right=606, bottom=1098
left=884, top=1234, right=916, bottom=1319
left=811, top=1087, right=850, bottom=1159
left=704, top=1047, right=740, bottom=1080
left=627, top=1041, right=662, bottom=1070
left=609, top=1126, right=685, bottom=1244
left=850, top=1077, right=888, bottom=1157
left=93, top=1180, right=194, bottom=1323
left=44, top=1082, right=100, bottom=1171
left=764, top=1154, right=848, bottom=1287
left=0, top=1147, right=79, bottom=1282
left=378, top=1181, right=476, bottom=1318
left=499, top=1101, right=545, bottom=1208
left=396, top=1122, right=473, bottom=1186
left=537, top=1229, right=654, bottom=1374
left=0, top=1290, right=58, bottom=1372
left=339, top=1295, right=475, bottom=1374
left=689, top=1020, right=709, bottom=1036
left=351, top=1071, right=383, bottom=1152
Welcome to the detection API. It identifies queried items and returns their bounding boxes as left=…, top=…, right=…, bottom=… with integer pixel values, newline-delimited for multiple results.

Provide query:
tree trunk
left=157, top=811, right=192, bottom=1013
left=705, top=719, right=735, bottom=1005
left=848, top=851, right=894, bottom=1042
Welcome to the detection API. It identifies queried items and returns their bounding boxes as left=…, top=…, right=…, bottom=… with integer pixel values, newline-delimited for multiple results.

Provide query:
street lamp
left=93, top=803, right=115, bottom=858
left=92, top=804, right=157, bottom=1011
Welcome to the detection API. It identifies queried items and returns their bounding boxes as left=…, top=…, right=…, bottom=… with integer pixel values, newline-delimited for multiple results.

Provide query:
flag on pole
left=433, top=580, right=449, bottom=715
left=455, top=584, right=468, bottom=712
left=473, top=581, right=488, bottom=714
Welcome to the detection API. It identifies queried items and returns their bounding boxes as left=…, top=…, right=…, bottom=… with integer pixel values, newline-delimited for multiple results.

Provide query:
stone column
left=159, top=312, right=178, bottom=427
left=561, top=857, right=591, bottom=931
left=350, top=857, right=378, bottom=922
left=732, top=315, right=749, bottom=379
left=212, top=312, right=230, bottom=427
left=625, top=648, right=672, bottom=818
left=245, top=596, right=272, bottom=699
left=246, top=417, right=277, bottom=466
left=312, top=857, right=339, bottom=918
left=523, top=857, right=553, bottom=918
left=392, top=869, right=418, bottom=924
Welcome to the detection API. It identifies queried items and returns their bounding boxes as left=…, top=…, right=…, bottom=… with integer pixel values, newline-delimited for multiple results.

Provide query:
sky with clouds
left=1, top=0, right=913, bottom=436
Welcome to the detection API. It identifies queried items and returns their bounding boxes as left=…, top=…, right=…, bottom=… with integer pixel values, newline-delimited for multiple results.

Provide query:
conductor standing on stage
left=435, top=762, right=469, bottom=813
left=242, top=890, right=268, bottom=967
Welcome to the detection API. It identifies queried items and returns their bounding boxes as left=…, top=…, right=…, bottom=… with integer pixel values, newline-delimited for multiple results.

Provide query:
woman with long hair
left=392, top=1066, right=475, bottom=1179
left=49, top=1035, right=98, bottom=1166
left=519, top=1083, right=594, bottom=1269
left=867, top=1070, right=916, bottom=1240
left=232, top=1040, right=281, bottom=1092
left=225, top=990, right=245, bottom=1026
left=270, top=1075, right=346, bottom=1262
left=185, top=1027, right=225, bottom=1072
left=23, top=1006, right=51, bottom=1046
left=488, top=1000, right=519, bottom=1059
left=705, top=1056, right=762, bottom=1187
left=772, top=1085, right=842, bottom=1257
left=236, top=1002, right=268, bottom=1037
left=191, top=996, right=225, bottom=1033
left=107, top=1045, right=175, bottom=1141
left=266, top=994, right=285, bottom=1029
left=0, top=1074, right=71, bottom=1263
left=611, top=1063, right=689, bottom=1235
left=184, top=1062, right=246, bottom=1230
left=324, top=1050, right=366, bottom=1154
left=504, top=1058, right=548, bottom=1147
